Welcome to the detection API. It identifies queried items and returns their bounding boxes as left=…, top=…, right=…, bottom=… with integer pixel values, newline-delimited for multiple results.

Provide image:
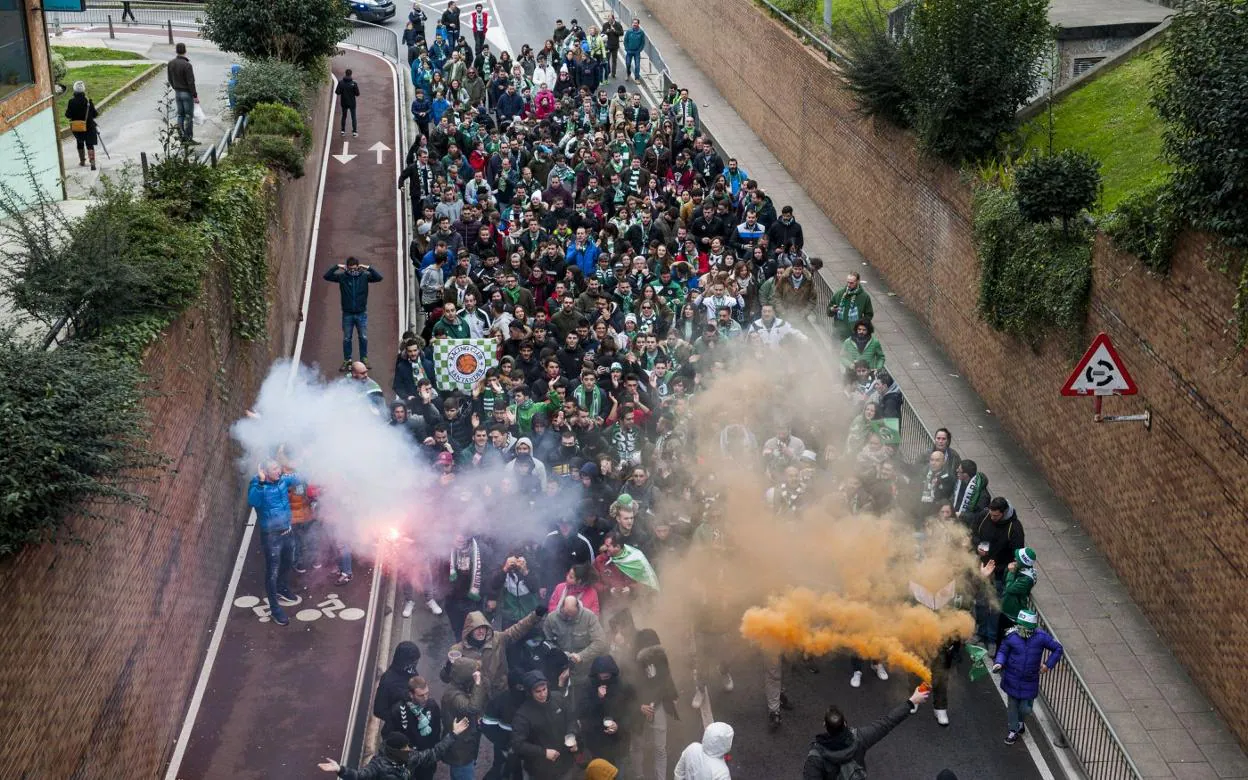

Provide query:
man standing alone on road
left=336, top=68, right=361, bottom=137
left=442, top=1, right=462, bottom=51
left=166, top=42, right=197, bottom=144
left=623, top=19, right=646, bottom=83
left=324, top=256, right=384, bottom=372
left=603, top=14, right=624, bottom=79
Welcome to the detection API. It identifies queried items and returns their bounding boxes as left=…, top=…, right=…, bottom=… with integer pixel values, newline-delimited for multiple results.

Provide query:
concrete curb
left=57, top=62, right=162, bottom=139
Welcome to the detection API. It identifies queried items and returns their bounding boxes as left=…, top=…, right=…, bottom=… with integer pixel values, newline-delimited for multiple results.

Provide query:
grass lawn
left=53, top=45, right=147, bottom=62
left=55, top=64, right=159, bottom=130
left=1020, top=49, right=1169, bottom=213
left=826, top=0, right=889, bottom=36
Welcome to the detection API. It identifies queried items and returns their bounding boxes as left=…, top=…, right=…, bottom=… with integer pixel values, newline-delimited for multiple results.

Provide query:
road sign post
left=1061, top=332, right=1150, bottom=428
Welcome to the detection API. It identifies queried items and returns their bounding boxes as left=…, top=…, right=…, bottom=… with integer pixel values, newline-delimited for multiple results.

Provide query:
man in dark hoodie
left=336, top=68, right=360, bottom=137
left=375, top=641, right=422, bottom=721
left=581, top=655, right=637, bottom=771
left=442, top=657, right=489, bottom=780
left=629, top=628, right=679, bottom=780
left=801, top=686, right=930, bottom=779
left=317, top=719, right=467, bottom=779
left=512, top=670, right=578, bottom=780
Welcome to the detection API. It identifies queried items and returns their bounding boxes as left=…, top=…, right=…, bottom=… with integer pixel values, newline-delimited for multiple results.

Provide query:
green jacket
left=509, top=390, right=560, bottom=434
left=827, top=285, right=874, bottom=340
left=1000, top=566, right=1036, bottom=622
left=840, top=334, right=886, bottom=370
left=432, top=316, right=471, bottom=339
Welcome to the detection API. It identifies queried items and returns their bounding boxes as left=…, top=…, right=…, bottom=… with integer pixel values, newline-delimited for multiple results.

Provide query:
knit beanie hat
left=586, top=758, right=619, bottom=780
left=1015, top=610, right=1038, bottom=631
left=1015, top=547, right=1037, bottom=568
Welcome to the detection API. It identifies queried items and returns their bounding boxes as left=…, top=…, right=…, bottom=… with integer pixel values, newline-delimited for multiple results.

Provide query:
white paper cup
left=564, top=733, right=577, bottom=749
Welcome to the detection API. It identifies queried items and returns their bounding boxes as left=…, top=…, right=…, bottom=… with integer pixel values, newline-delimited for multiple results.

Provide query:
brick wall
left=641, top=0, right=1248, bottom=746
left=0, top=85, right=331, bottom=778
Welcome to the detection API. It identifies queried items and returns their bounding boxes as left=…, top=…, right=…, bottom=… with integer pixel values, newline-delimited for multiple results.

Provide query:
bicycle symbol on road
left=233, top=593, right=367, bottom=623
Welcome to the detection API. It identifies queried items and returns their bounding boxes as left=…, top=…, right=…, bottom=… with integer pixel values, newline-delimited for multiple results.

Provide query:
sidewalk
left=621, top=9, right=1248, bottom=780
left=51, top=31, right=235, bottom=199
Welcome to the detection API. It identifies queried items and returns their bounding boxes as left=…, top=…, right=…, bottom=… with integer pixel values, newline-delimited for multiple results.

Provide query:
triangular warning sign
left=1061, top=332, right=1138, bottom=397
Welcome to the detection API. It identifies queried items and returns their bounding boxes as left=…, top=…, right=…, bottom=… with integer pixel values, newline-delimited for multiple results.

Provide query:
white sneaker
left=426, top=598, right=443, bottom=615
left=850, top=671, right=862, bottom=688
left=935, top=709, right=949, bottom=726
left=691, top=687, right=704, bottom=710
left=722, top=673, right=734, bottom=692
left=873, top=663, right=889, bottom=681
left=402, top=600, right=414, bottom=618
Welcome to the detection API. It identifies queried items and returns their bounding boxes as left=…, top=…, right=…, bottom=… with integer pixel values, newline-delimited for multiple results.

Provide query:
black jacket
left=324, top=265, right=383, bottom=314
left=580, top=655, right=637, bottom=764
left=801, top=701, right=912, bottom=779
left=336, top=77, right=360, bottom=108
left=338, top=732, right=456, bottom=780
left=512, top=695, right=577, bottom=779
left=970, top=501, right=1025, bottom=575
left=385, top=698, right=442, bottom=750
left=374, top=641, right=422, bottom=719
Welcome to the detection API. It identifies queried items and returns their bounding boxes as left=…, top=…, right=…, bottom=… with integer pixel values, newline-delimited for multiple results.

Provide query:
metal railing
left=595, top=0, right=671, bottom=77
left=753, top=0, right=849, bottom=65
left=197, top=112, right=247, bottom=167
left=1034, top=606, right=1143, bottom=780
left=47, top=1, right=205, bottom=30
left=344, top=20, right=402, bottom=62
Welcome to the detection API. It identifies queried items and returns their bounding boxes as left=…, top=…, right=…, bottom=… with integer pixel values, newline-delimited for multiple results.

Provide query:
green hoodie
left=508, top=389, right=560, bottom=434
left=827, top=285, right=874, bottom=340
left=1000, top=566, right=1037, bottom=622
left=840, top=334, right=886, bottom=370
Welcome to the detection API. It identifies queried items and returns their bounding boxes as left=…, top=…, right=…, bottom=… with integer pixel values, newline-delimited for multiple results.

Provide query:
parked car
left=345, top=0, right=395, bottom=23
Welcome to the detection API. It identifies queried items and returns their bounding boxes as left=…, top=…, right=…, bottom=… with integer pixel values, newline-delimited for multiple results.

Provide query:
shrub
left=0, top=329, right=162, bottom=556
left=902, top=0, right=1052, bottom=163
left=51, top=52, right=67, bottom=85
left=975, top=185, right=1094, bottom=345
left=1102, top=182, right=1180, bottom=274
left=247, top=101, right=311, bottom=153
left=203, top=163, right=274, bottom=340
left=839, top=0, right=911, bottom=128
left=1014, top=149, right=1101, bottom=229
left=203, top=0, right=349, bottom=68
left=232, top=58, right=310, bottom=115
left=145, top=143, right=220, bottom=221
left=4, top=176, right=208, bottom=346
left=230, top=135, right=305, bottom=178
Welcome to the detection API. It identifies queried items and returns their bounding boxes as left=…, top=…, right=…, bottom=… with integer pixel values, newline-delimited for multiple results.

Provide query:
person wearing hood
left=629, top=628, right=678, bottom=780
left=801, top=685, right=929, bottom=779
left=513, top=670, right=579, bottom=779
left=993, top=609, right=1063, bottom=744
left=318, top=720, right=469, bottom=779
left=442, top=657, right=489, bottom=779
left=674, top=722, right=733, bottom=780
left=580, top=654, right=637, bottom=768
left=505, top=436, right=549, bottom=488
left=375, top=641, right=423, bottom=720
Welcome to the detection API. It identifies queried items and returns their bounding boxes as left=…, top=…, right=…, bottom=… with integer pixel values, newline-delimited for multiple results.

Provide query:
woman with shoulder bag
left=65, top=81, right=99, bottom=170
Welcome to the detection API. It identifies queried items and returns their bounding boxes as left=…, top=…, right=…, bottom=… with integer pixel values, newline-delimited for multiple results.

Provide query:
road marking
left=333, top=140, right=358, bottom=164
left=369, top=141, right=391, bottom=164
left=161, top=78, right=342, bottom=780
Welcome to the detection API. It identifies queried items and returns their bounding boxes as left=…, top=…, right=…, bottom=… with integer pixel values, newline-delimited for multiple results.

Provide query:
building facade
left=0, top=0, right=64, bottom=205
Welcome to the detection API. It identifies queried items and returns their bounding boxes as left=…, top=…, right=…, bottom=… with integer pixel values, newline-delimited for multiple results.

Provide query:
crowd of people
left=244, top=9, right=1065, bottom=779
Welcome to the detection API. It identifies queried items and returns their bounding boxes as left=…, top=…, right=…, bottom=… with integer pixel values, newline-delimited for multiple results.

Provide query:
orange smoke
left=740, top=588, right=975, bottom=683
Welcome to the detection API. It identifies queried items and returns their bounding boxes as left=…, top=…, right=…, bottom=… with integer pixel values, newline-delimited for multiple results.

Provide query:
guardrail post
left=108, top=14, right=115, bottom=38
left=167, top=20, right=174, bottom=45
left=140, top=151, right=149, bottom=184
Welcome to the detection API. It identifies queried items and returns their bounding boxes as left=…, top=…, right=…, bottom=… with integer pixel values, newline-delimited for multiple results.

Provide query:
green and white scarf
left=449, top=538, right=483, bottom=600
left=956, top=472, right=984, bottom=516
left=612, top=544, right=660, bottom=591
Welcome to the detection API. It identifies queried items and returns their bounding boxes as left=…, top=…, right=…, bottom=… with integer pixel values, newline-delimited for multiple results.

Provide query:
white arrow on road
left=331, top=141, right=356, bottom=164
left=369, top=141, right=391, bottom=164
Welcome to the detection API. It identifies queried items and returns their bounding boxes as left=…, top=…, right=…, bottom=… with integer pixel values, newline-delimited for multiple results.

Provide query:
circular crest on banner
left=447, top=342, right=489, bottom=383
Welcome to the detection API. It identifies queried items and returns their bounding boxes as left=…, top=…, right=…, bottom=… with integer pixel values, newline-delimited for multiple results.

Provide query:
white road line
left=987, top=670, right=1061, bottom=779
left=161, top=77, right=342, bottom=780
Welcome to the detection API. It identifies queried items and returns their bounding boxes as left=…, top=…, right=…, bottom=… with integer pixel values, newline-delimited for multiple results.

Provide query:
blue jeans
left=448, top=763, right=474, bottom=780
left=338, top=537, right=353, bottom=576
left=342, top=312, right=368, bottom=361
left=1007, top=695, right=1034, bottom=733
left=625, top=51, right=641, bottom=79
left=174, top=89, right=195, bottom=140
left=261, top=528, right=295, bottom=619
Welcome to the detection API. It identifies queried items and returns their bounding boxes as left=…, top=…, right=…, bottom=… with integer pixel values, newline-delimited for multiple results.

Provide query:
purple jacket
left=994, top=628, right=1063, bottom=700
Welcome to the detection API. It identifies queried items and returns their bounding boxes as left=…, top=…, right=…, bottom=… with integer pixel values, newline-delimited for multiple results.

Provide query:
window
left=0, top=0, right=36, bottom=101
left=1073, top=57, right=1105, bottom=78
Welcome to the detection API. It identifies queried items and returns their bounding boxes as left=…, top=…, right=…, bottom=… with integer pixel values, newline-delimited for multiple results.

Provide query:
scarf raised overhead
left=449, top=538, right=483, bottom=600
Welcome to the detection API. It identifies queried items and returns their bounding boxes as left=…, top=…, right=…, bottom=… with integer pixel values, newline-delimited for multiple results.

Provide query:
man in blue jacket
left=247, top=459, right=303, bottom=626
left=324, top=256, right=384, bottom=372
left=992, top=609, right=1063, bottom=745
left=565, top=227, right=601, bottom=277
left=622, top=19, right=645, bottom=82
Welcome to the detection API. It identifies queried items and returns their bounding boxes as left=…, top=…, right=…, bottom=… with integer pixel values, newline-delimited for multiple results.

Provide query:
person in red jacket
left=469, top=4, right=489, bottom=57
